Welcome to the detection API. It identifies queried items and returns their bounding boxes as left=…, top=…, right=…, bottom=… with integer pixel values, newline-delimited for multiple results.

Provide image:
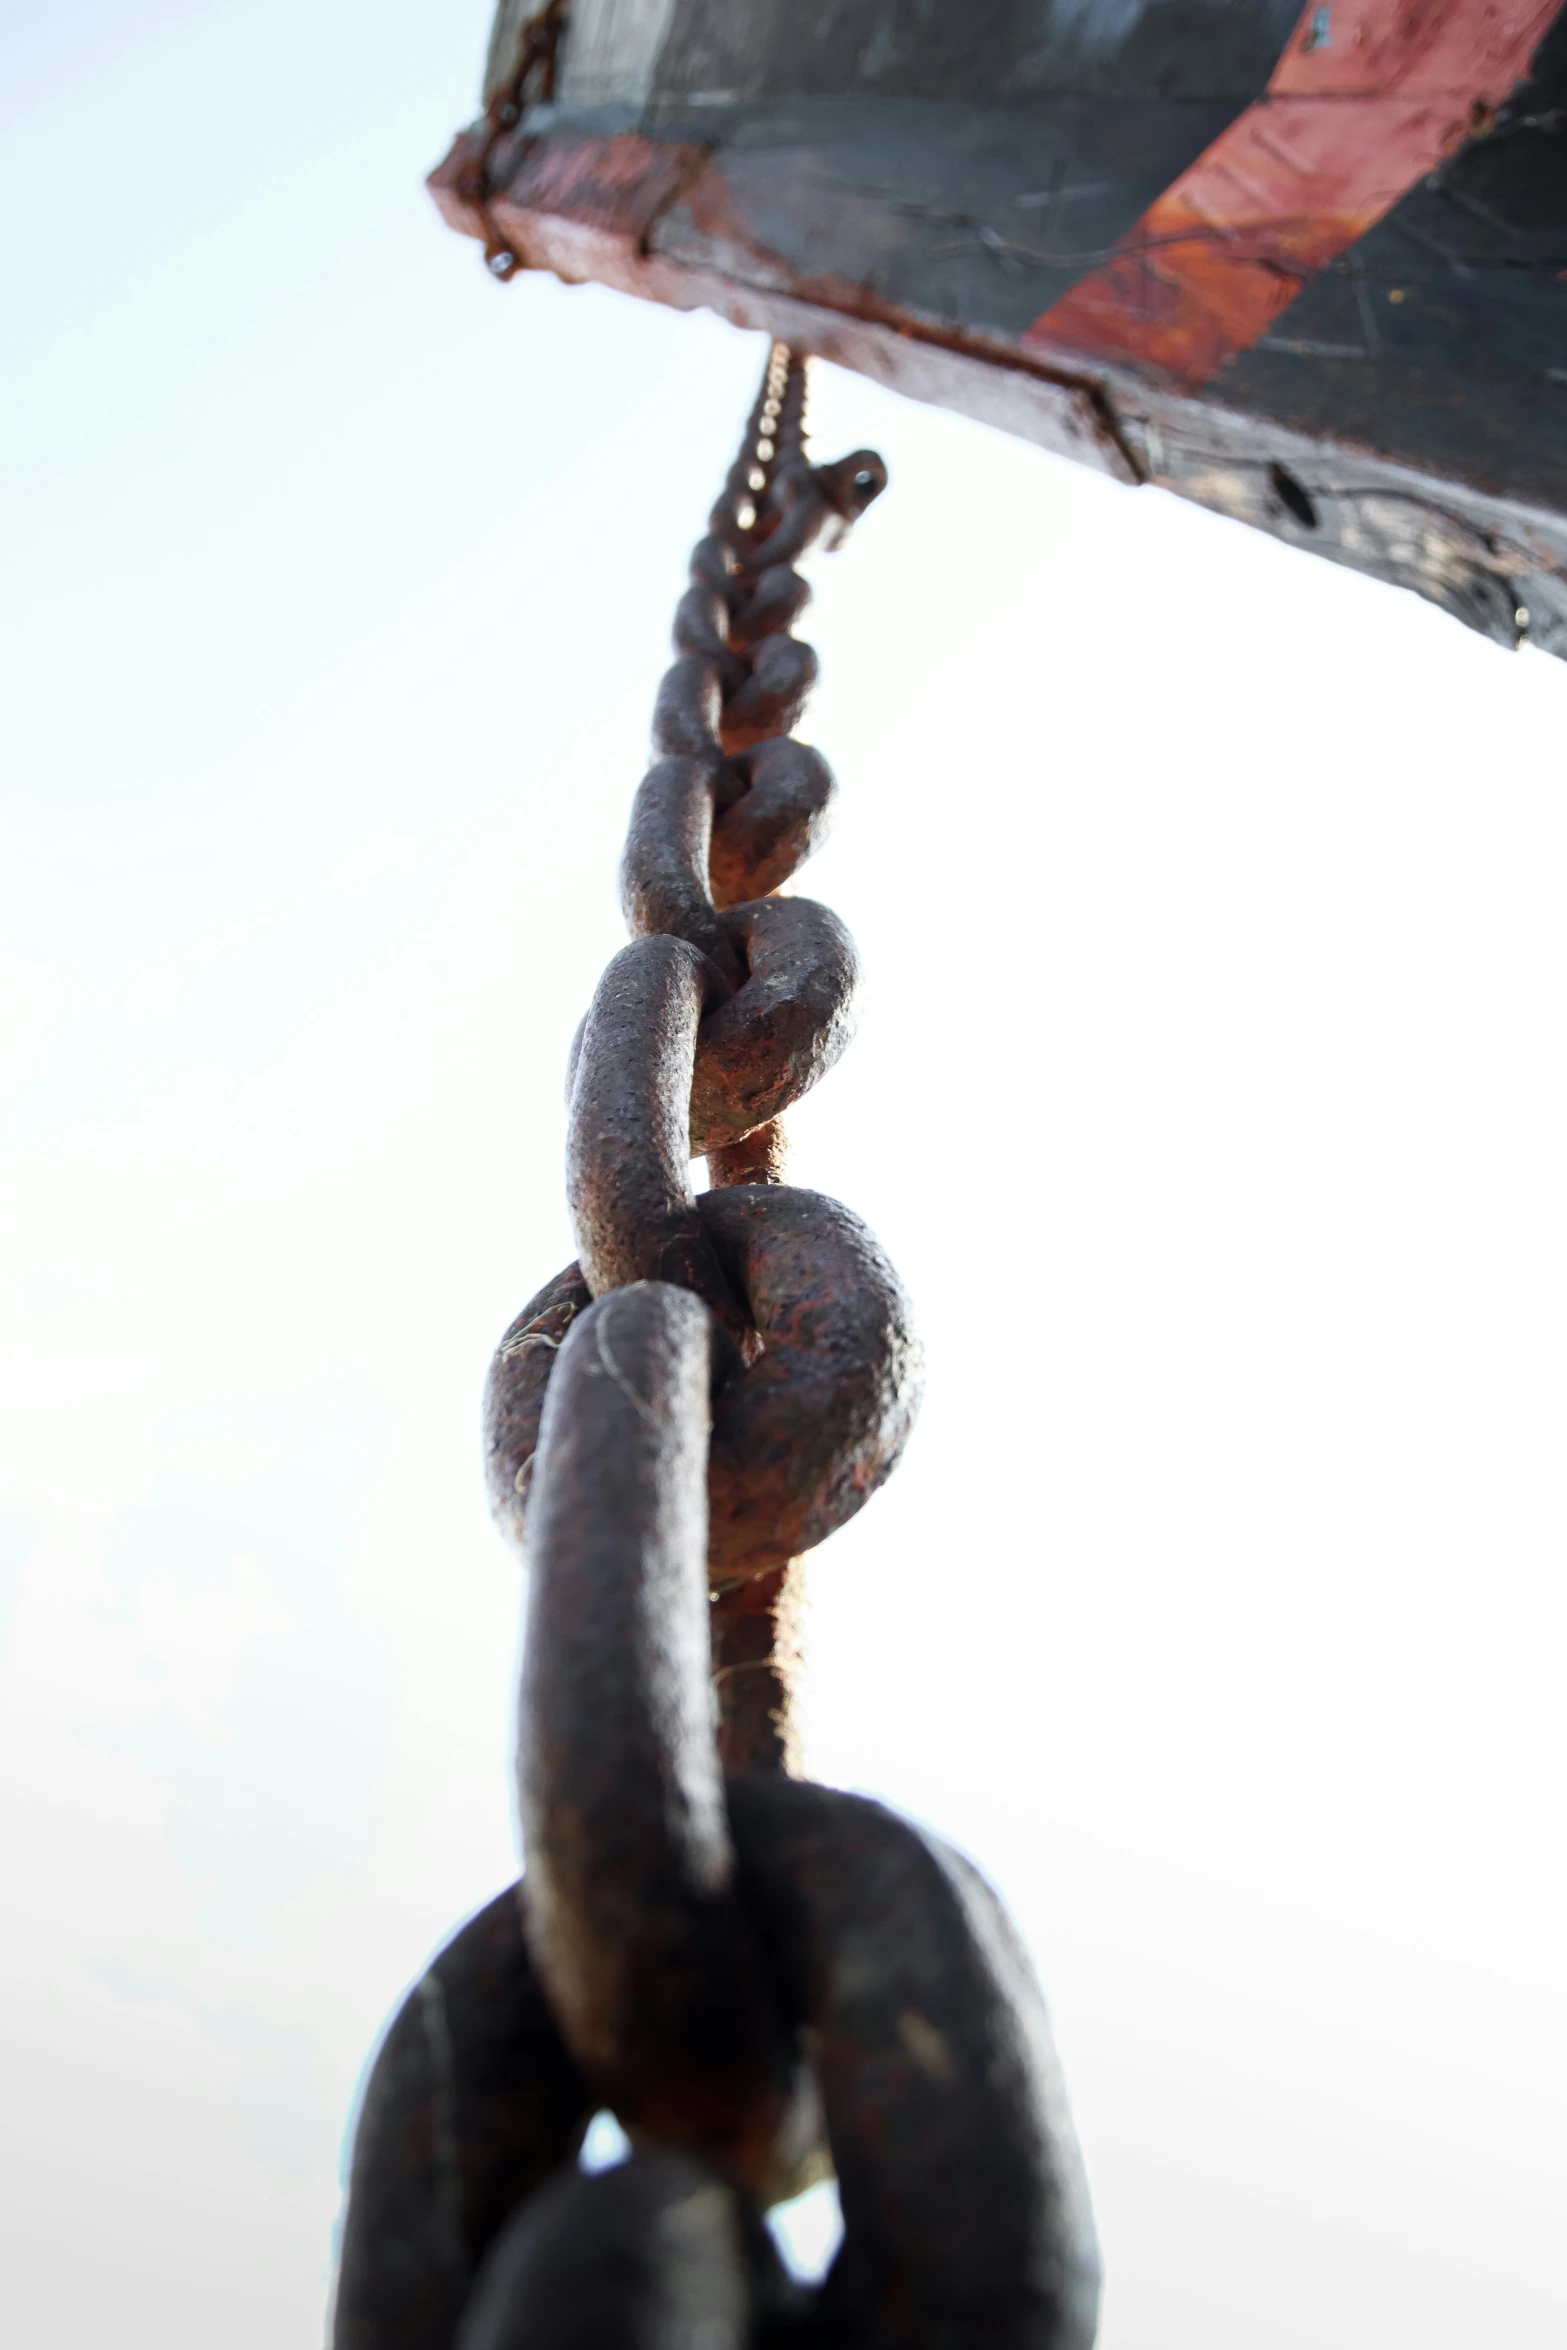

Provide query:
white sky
left=3, top=6, right=1565, bottom=2346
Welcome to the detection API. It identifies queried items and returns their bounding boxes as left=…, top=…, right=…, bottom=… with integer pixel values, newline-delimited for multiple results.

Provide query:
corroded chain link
left=458, top=0, right=570, bottom=280
left=334, top=347, right=1102, bottom=2350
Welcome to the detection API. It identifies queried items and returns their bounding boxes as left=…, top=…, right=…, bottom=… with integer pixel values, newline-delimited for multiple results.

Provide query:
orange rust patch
left=1023, top=0, right=1564, bottom=387
left=507, top=131, right=708, bottom=240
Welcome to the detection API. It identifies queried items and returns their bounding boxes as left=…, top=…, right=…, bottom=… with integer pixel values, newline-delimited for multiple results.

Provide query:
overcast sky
left=3, top=6, right=1565, bottom=2348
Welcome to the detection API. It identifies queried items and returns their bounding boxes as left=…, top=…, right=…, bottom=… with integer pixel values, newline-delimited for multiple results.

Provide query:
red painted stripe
left=1023, top=0, right=1564, bottom=388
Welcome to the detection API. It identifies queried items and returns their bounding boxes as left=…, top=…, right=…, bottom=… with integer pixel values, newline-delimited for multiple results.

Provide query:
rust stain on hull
left=1023, top=0, right=1563, bottom=386
left=426, top=130, right=1141, bottom=483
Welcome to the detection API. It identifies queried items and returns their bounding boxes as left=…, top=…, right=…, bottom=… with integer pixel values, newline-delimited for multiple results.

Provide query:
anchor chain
left=334, top=347, right=1102, bottom=2350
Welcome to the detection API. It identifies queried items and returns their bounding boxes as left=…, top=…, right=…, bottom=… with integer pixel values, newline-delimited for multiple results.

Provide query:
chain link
left=334, top=347, right=1102, bottom=2350
left=458, top=0, right=571, bottom=280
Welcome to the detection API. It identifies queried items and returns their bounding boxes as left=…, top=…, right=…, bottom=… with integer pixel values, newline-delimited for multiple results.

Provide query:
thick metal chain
left=334, top=348, right=1102, bottom=2350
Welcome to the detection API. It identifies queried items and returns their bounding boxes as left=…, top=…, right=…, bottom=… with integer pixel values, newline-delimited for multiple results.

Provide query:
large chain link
left=333, top=348, right=1102, bottom=2350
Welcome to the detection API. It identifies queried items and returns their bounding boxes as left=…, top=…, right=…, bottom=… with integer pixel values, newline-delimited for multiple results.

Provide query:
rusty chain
left=457, top=0, right=570, bottom=281
left=334, top=346, right=1102, bottom=2350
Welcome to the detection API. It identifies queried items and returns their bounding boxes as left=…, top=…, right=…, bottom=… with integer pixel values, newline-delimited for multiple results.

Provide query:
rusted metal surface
left=612, top=842, right=861, bottom=1157
left=709, top=740, right=836, bottom=911
left=454, top=0, right=573, bottom=279
left=518, top=1282, right=792, bottom=2190
left=564, top=933, right=748, bottom=1336
left=481, top=1, right=569, bottom=115
left=728, top=1777, right=1102, bottom=2350
left=622, top=738, right=837, bottom=948
left=689, top=897, right=860, bottom=1154
left=339, top=348, right=1098, bottom=2346
left=428, top=0, right=1567, bottom=656
left=711, top=1558, right=804, bottom=1776
left=333, top=1890, right=589, bottom=2350
left=485, top=1185, right=920, bottom=1591
left=423, top=129, right=1139, bottom=485
left=337, top=1780, right=1103, bottom=2350
left=1026, top=0, right=1565, bottom=387
left=697, top=1182, right=920, bottom=1584
left=706, top=1117, right=791, bottom=1188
